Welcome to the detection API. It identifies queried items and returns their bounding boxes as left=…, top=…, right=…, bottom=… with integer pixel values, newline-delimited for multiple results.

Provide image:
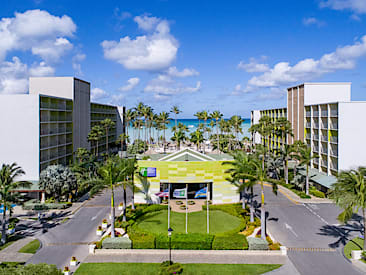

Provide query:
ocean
left=127, top=118, right=251, bottom=143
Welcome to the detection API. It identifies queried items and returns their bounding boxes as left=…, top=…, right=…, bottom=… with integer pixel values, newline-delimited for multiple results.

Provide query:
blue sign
left=140, top=167, right=156, bottom=177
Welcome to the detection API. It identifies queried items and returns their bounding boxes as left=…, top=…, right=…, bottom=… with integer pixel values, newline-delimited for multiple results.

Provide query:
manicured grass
left=136, top=210, right=241, bottom=235
left=344, top=237, right=364, bottom=259
left=75, top=263, right=281, bottom=275
left=18, top=239, right=40, bottom=254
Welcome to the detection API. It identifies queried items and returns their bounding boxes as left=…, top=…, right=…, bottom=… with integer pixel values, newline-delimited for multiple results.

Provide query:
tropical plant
left=294, top=146, right=319, bottom=195
left=330, top=167, right=366, bottom=250
left=125, top=108, right=136, bottom=138
left=39, top=165, right=77, bottom=202
left=280, top=144, right=295, bottom=184
left=171, top=130, right=186, bottom=150
left=125, top=157, right=139, bottom=211
left=171, top=106, right=181, bottom=129
left=210, top=111, right=223, bottom=154
left=117, top=133, right=130, bottom=152
left=158, top=112, right=171, bottom=153
left=100, top=118, right=116, bottom=155
left=230, top=115, right=243, bottom=149
left=190, top=130, right=204, bottom=151
left=76, top=147, right=90, bottom=163
left=0, top=163, right=30, bottom=244
left=88, top=125, right=104, bottom=156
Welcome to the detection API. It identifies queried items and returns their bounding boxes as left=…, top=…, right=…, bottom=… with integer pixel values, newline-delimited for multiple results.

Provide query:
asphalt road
left=27, top=186, right=131, bottom=268
left=254, top=184, right=363, bottom=275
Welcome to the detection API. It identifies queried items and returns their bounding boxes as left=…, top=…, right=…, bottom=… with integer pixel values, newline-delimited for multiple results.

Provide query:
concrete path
left=0, top=237, right=36, bottom=262
left=275, top=184, right=332, bottom=204
left=265, top=258, right=300, bottom=275
left=85, top=250, right=286, bottom=265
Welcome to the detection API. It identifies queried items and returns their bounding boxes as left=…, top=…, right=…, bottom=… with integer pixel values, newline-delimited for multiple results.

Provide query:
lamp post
left=168, top=227, right=173, bottom=264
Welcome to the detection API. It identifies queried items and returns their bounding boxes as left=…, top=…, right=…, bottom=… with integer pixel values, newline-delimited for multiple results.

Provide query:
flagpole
left=207, top=183, right=209, bottom=234
left=186, top=183, right=188, bottom=234
left=168, top=183, right=170, bottom=230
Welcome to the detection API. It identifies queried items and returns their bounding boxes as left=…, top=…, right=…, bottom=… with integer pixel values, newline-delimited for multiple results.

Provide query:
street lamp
left=168, top=227, right=173, bottom=264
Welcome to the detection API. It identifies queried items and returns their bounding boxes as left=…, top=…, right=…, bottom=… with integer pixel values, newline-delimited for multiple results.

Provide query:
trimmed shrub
left=247, top=237, right=268, bottom=250
left=102, top=237, right=132, bottom=249
left=156, top=233, right=214, bottom=250
left=310, top=189, right=326, bottom=198
left=159, top=261, right=183, bottom=275
left=129, top=232, right=155, bottom=249
left=23, top=202, right=71, bottom=210
left=212, top=234, right=248, bottom=250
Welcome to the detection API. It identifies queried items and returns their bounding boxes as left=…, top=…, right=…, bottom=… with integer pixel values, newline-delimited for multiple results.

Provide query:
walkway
left=170, top=199, right=205, bottom=213
left=0, top=237, right=36, bottom=262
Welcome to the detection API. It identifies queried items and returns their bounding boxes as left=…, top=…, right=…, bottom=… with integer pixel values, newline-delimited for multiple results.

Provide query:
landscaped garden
left=74, top=263, right=281, bottom=275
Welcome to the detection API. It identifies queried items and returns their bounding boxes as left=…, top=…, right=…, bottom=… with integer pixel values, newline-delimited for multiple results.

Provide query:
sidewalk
left=275, top=184, right=332, bottom=204
left=0, top=237, right=36, bottom=262
left=85, top=249, right=287, bottom=265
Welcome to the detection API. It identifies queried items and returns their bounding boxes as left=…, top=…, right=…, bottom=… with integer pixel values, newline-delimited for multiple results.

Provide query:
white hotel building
left=251, top=83, right=366, bottom=190
left=0, top=77, right=123, bottom=199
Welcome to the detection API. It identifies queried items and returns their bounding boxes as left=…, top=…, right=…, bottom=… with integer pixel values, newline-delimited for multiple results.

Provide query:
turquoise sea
left=127, top=118, right=251, bottom=142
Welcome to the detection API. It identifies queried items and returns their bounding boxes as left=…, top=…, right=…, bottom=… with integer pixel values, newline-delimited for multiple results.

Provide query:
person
left=38, top=212, right=41, bottom=221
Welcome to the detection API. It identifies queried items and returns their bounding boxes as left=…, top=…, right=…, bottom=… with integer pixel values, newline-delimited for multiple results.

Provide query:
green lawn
left=0, top=235, right=23, bottom=251
left=344, top=237, right=364, bottom=259
left=136, top=210, right=241, bottom=235
left=75, top=263, right=281, bottom=275
left=18, top=239, right=40, bottom=254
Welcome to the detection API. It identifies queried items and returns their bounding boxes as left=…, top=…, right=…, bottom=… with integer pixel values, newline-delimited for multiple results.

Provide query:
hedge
left=247, top=237, right=268, bottom=250
left=128, top=227, right=156, bottom=249
left=102, top=237, right=132, bottom=249
left=310, top=189, right=326, bottom=198
left=23, top=202, right=71, bottom=210
left=156, top=233, right=214, bottom=250
left=212, top=234, right=248, bottom=250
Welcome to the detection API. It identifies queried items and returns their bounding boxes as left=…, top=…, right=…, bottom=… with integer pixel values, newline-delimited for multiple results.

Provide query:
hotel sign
left=139, top=167, right=156, bottom=177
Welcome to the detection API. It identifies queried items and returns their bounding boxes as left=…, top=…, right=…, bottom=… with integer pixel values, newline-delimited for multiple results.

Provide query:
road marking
left=303, top=204, right=330, bottom=226
left=285, top=223, right=298, bottom=237
left=262, top=183, right=299, bottom=205
left=91, top=215, right=97, bottom=221
left=287, top=247, right=336, bottom=252
left=47, top=242, right=90, bottom=246
left=309, top=204, right=319, bottom=210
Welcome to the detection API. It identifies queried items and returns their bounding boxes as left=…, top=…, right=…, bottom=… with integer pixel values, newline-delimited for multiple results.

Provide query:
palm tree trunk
left=242, top=190, right=246, bottom=209
left=216, top=121, right=220, bottom=154
left=250, top=188, right=254, bottom=223
left=96, top=140, right=99, bottom=156
left=306, top=165, right=309, bottom=195
left=163, top=128, right=166, bottom=154
left=1, top=203, right=7, bottom=244
left=106, top=128, right=109, bottom=155
left=363, top=208, right=366, bottom=250
left=260, top=183, right=266, bottom=240
left=285, top=158, right=288, bottom=184
left=111, top=186, right=115, bottom=238
left=123, top=185, right=127, bottom=222
left=131, top=174, right=135, bottom=210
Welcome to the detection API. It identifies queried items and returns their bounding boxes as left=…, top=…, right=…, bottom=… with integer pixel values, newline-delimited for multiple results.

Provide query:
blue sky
left=1, top=0, right=366, bottom=118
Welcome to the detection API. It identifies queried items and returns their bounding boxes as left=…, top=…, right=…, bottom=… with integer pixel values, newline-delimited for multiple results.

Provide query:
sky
left=1, top=0, right=366, bottom=118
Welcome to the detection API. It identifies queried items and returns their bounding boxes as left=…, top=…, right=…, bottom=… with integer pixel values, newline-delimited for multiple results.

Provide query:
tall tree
left=99, top=156, right=126, bottom=238
left=88, top=125, right=103, bottom=156
left=171, top=106, right=181, bottom=129
left=0, top=163, right=30, bottom=244
left=158, top=112, right=171, bottom=153
left=295, top=146, right=319, bottom=195
left=190, top=129, right=204, bottom=151
left=210, top=111, right=223, bottom=154
left=171, top=130, right=186, bottom=150
left=125, top=109, right=136, bottom=139
left=100, top=118, right=115, bottom=155
left=330, top=167, right=366, bottom=250
left=201, top=111, right=210, bottom=153
left=126, top=157, right=139, bottom=210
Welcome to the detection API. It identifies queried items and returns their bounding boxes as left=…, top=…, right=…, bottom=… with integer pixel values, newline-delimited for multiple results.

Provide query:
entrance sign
left=173, top=188, right=187, bottom=198
left=139, top=167, right=156, bottom=177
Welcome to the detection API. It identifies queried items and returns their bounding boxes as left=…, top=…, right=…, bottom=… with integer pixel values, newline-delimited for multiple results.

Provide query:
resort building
left=134, top=149, right=239, bottom=204
left=0, top=77, right=122, bottom=199
left=251, top=82, right=366, bottom=188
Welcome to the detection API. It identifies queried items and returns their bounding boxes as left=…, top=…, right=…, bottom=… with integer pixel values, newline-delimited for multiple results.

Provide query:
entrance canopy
left=158, top=148, right=215, bottom=162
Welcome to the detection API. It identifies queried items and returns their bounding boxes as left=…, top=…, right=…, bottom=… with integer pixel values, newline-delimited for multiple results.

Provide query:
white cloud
left=166, top=66, right=199, bottom=77
left=0, top=9, right=76, bottom=62
left=72, top=53, right=86, bottom=75
left=91, top=87, right=107, bottom=102
left=119, top=77, right=140, bottom=91
left=101, top=15, right=178, bottom=71
left=29, top=61, right=55, bottom=76
left=243, top=35, right=366, bottom=91
left=238, top=58, right=269, bottom=73
left=350, top=14, right=361, bottom=20
left=320, top=0, right=366, bottom=14
left=302, top=17, right=325, bottom=27
left=258, top=88, right=286, bottom=101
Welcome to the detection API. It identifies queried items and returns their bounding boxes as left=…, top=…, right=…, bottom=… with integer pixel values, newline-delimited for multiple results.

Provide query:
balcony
left=305, top=122, right=311, bottom=128
left=313, top=135, right=319, bottom=140
left=330, top=123, right=338, bottom=130
left=321, top=147, right=328, bottom=154
left=330, top=136, right=338, bottom=143
left=330, top=150, right=338, bottom=157
left=313, top=111, right=319, bottom=116
left=306, top=111, right=311, bottom=117
left=313, top=147, right=319, bottom=153
left=330, top=110, right=338, bottom=117
left=321, top=160, right=328, bottom=167
left=321, top=135, right=328, bottom=142
left=330, top=162, right=338, bottom=170
left=320, top=123, right=328, bottom=129
left=321, top=111, right=328, bottom=117
left=306, top=134, right=311, bottom=139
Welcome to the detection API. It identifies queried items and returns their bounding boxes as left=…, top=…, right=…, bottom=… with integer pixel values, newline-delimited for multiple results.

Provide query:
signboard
left=139, top=167, right=156, bottom=177
left=173, top=188, right=187, bottom=198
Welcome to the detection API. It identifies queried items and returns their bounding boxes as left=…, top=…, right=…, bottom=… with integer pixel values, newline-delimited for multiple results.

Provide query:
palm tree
left=230, top=115, right=243, bottom=149
left=190, top=129, right=204, bottom=151
left=223, top=151, right=256, bottom=222
left=201, top=111, right=210, bottom=152
left=280, top=144, right=295, bottom=185
left=125, top=109, right=135, bottom=138
left=158, top=112, right=171, bottom=153
left=330, top=167, right=366, bottom=250
left=117, top=133, right=130, bottom=152
left=88, top=125, right=103, bottom=156
left=0, top=163, right=30, bottom=244
left=171, top=130, right=186, bottom=150
left=99, top=157, right=127, bottom=238
left=100, top=118, right=115, bottom=155
left=171, top=106, right=181, bottom=129
left=294, top=145, right=318, bottom=195
left=210, top=111, right=223, bottom=154
left=194, top=111, right=203, bottom=124
left=126, top=157, right=138, bottom=210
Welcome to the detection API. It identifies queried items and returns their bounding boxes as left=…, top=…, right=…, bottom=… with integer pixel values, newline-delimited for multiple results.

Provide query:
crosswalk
left=287, top=247, right=337, bottom=252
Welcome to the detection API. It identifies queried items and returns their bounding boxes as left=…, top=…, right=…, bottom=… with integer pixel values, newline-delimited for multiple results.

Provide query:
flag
left=194, top=187, right=207, bottom=198
left=155, top=189, right=169, bottom=198
left=173, top=188, right=187, bottom=198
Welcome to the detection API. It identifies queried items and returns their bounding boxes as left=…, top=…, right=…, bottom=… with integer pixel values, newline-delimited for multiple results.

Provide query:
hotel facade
left=0, top=77, right=123, bottom=199
left=251, top=83, right=366, bottom=184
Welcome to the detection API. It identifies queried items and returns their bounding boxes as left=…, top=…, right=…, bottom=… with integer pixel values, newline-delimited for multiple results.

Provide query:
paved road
left=27, top=187, right=131, bottom=268
left=254, top=184, right=363, bottom=275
